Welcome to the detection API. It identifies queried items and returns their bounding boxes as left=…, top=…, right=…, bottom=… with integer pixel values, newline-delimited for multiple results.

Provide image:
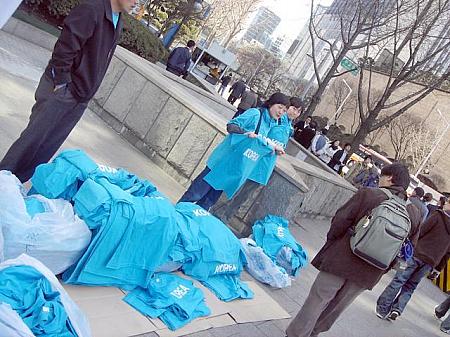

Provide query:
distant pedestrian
left=310, top=128, right=329, bottom=155
left=423, top=192, right=433, bottom=205
left=376, top=198, right=450, bottom=321
left=0, top=0, right=136, bottom=183
left=317, top=140, right=340, bottom=165
left=409, top=187, right=429, bottom=223
left=218, top=73, right=232, bottom=96
left=166, top=40, right=196, bottom=77
left=350, top=156, right=379, bottom=188
left=233, top=89, right=258, bottom=118
left=294, top=120, right=317, bottom=149
left=328, top=143, right=352, bottom=174
left=227, top=79, right=246, bottom=105
left=428, top=196, right=448, bottom=215
left=286, top=163, right=412, bottom=337
left=435, top=296, right=450, bottom=334
left=294, top=116, right=312, bottom=132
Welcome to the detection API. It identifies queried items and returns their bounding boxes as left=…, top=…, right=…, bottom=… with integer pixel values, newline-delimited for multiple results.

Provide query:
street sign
left=340, top=57, right=359, bottom=76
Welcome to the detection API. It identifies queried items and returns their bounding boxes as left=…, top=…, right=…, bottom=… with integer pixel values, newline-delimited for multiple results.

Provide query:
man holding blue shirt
left=0, top=0, right=137, bottom=183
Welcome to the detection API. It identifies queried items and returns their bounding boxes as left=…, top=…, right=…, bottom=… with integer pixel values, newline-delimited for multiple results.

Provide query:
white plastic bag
left=0, top=303, right=35, bottom=337
left=0, top=171, right=92, bottom=274
left=240, top=238, right=291, bottom=288
left=0, top=254, right=92, bottom=337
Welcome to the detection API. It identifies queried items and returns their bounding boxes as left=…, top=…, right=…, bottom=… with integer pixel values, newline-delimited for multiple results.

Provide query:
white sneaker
left=375, top=308, right=391, bottom=321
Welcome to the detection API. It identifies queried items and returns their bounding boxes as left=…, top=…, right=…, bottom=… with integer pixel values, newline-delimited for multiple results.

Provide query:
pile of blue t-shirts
left=30, top=149, right=157, bottom=200
left=63, top=178, right=179, bottom=289
left=171, top=202, right=254, bottom=301
left=0, top=265, right=79, bottom=337
left=124, top=273, right=210, bottom=330
left=253, top=215, right=308, bottom=277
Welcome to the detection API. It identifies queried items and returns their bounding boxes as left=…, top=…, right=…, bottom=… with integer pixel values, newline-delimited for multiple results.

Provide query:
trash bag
left=0, top=171, right=92, bottom=274
left=0, top=254, right=92, bottom=337
left=240, top=238, right=291, bottom=288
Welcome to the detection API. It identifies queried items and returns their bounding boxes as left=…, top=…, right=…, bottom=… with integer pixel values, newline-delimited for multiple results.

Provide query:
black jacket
left=45, top=0, right=122, bottom=102
left=328, top=149, right=350, bottom=173
left=294, top=128, right=316, bottom=149
left=229, top=80, right=246, bottom=98
left=167, top=47, right=192, bottom=74
left=221, top=75, right=232, bottom=87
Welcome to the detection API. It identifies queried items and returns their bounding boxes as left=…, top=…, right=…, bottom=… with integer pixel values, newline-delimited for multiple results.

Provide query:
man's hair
left=413, top=187, right=425, bottom=198
left=289, top=97, right=304, bottom=109
left=228, top=73, right=232, bottom=76
left=305, top=116, right=312, bottom=120
left=309, top=120, right=318, bottom=129
left=365, top=155, right=372, bottom=161
left=423, top=192, right=433, bottom=202
left=320, top=128, right=328, bottom=136
left=187, top=40, right=196, bottom=48
left=439, top=196, right=448, bottom=206
left=380, top=163, right=410, bottom=190
left=344, top=143, right=352, bottom=148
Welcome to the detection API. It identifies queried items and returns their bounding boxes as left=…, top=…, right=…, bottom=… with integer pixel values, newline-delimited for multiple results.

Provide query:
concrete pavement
left=0, top=28, right=448, bottom=337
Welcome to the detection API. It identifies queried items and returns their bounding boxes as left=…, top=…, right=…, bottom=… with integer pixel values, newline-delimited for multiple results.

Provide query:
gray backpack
left=350, top=188, right=411, bottom=270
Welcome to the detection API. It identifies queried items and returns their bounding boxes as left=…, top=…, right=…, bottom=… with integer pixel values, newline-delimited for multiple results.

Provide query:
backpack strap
left=255, top=108, right=264, bottom=135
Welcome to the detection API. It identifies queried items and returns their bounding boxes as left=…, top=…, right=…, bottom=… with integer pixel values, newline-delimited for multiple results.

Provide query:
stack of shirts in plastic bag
left=0, top=254, right=91, bottom=337
left=253, top=215, right=308, bottom=277
left=240, top=215, right=308, bottom=288
left=0, top=170, right=91, bottom=274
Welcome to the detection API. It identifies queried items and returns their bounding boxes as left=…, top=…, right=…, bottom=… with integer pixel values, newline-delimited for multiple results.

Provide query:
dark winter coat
left=229, top=80, right=246, bottom=98
left=414, top=210, right=450, bottom=270
left=328, top=149, right=350, bottom=173
left=45, top=0, right=122, bottom=102
left=311, top=186, right=412, bottom=290
left=221, top=75, right=232, bottom=87
left=167, top=46, right=192, bottom=75
left=294, top=128, right=316, bottom=149
left=407, top=203, right=423, bottom=247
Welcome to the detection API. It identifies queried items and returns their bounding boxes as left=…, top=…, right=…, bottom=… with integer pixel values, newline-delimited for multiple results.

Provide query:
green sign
left=340, top=58, right=359, bottom=76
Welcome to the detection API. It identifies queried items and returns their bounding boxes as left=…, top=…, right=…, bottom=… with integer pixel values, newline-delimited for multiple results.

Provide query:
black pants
left=0, top=74, right=88, bottom=182
left=227, top=95, right=238, bottom=104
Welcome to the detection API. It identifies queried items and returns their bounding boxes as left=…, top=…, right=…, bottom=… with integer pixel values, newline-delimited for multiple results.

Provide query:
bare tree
left=330, top=80, right=356, bottom=120
left=202, top=0, right=262, bottom=47
left=304, top=0, right=413, bottom=116
left=408, top=126, right=439, bottom=171
left=350, top=0, right=450, bottom=152
left=386, top=114, right=421, bottom=160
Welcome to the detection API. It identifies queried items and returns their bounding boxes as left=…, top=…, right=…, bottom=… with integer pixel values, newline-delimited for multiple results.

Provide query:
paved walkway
left=0, top=28, right=448, bottom=337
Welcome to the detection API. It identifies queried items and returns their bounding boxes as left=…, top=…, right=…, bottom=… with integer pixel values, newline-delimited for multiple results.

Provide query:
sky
left=259, top=0, right=334, bottom=43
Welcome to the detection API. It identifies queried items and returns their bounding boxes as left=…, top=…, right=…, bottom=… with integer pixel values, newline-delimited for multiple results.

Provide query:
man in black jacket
left=0, top=0, right=137, bottom=183
left=166, top=40, right=196, bottom=77
left=227, top=79, right=246, bottom=104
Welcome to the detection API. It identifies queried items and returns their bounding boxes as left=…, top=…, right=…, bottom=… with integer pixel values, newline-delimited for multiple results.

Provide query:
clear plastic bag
left=240, top=238, right=291, bottom=288
left=0, top=254, right=92, bottom=337
left=0, top=171, right=92, bottom=274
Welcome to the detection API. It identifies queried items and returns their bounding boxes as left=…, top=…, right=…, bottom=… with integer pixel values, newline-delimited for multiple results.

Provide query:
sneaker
left=388, top=310, right=400, bottom=321
left=440, top=327, right=450, bottom=334
left=435, top=305, right=445, bottom=320
left=375, top=308, right=391, bottom=321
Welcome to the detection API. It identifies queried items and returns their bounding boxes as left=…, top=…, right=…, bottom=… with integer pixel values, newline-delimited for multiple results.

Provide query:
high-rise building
left=243, top=7, right=281, bottom=48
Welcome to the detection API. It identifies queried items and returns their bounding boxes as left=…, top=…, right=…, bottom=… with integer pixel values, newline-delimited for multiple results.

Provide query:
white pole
left=414, top=109, right=450, bottom=178
left=327, top=78, right=352, bottom=127
left=0, top=0, right=22, bottom=29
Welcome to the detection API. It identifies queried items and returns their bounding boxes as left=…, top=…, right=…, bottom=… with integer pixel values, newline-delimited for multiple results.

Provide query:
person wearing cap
left=178, top=92, right=290, bottom=210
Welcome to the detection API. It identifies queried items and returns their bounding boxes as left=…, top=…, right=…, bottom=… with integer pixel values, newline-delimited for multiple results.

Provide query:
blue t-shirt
left=112, top=12, right=120, bottom=29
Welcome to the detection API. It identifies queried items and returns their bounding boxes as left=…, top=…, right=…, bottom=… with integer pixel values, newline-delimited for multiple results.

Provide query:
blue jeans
left=178, top=167, right=222, bottom=210
left=376, top=258, right=433, bottom=316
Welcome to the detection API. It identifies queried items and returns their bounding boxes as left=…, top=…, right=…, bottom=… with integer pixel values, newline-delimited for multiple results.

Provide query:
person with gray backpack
left=286, top=163, right=412, bottom=337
